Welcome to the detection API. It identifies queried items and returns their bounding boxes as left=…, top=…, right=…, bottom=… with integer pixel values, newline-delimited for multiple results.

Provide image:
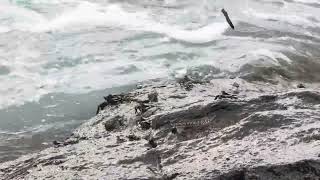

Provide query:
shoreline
left=0, top=83, right=138, bottom=163
left=1, top=78, right=320, bottom=179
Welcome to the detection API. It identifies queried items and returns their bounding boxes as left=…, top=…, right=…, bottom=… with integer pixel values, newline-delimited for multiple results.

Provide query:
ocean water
left=0, top=0, right=320, bottom=162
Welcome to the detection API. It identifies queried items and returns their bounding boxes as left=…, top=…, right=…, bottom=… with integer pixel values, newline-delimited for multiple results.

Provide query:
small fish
left=221, top=8, right=235, bottom=30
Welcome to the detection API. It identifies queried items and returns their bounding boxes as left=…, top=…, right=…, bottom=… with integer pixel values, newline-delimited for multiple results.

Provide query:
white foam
left=0, top=1, right=47, bottom=31
left=1, top=1, right=228, bottom=43
left=0, top=26, right=10, bottom=33
left=0, top=0, right=317, bottom=111
left=42, top=2, right=228, bottom=43
left=244, top=8, right=319, bottom=27
left=249, top=49, right=292, bottom=65
left=0, top=1, right=233, bottom=109
left=293, top=0, right=320, bottom=4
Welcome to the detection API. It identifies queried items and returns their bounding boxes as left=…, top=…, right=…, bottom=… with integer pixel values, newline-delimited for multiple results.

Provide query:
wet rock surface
left=218, top=159, right=320, bottom=180
left=1, top=78, right=320, bottom=179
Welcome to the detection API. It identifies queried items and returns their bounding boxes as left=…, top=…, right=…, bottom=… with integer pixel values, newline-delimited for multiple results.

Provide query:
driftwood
left=221, top=9, right=235, bottom=29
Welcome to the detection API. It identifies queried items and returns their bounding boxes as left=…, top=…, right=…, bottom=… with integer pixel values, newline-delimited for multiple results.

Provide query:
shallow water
left=0, top=0, right=320, bottom=162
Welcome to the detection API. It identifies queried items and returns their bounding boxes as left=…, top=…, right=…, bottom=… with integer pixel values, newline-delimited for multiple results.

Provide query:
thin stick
left=221, top=9, right=235, bottom=29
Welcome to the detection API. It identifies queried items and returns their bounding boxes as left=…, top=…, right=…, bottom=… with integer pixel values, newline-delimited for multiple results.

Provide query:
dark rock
left=226, top=158, right=230, bottom=161
left=168, top=95, right=187, bottom=99
left=215, top=91, right=238, bottom=100
left=221, top=91, right=230, bottom=96
left=52, top=140, right=63, bottom=147
left=297, top=84, right=306, bottom=88
left=177, top=75, right=204, bottom=91
left=103, top=94, right=120, bottom=105
left=171, top=127, right=178, bottom=134
left=219, top=169, right=245, bottom=180
left=141, top=107, right=159, bottom=118
left=96, top=101, right=108, bottom=115
left=218, top=160, right=320, bottom=180
left=162, top=173, right=179, bottom=180
left=154, top=85, right=167, bottom=88
left=93, top=135, right=102, bottom=139
left=79, top=137, right=88, bottom=141
left=96, top=94, right=133, bottom=114
left=63, top=138, right=79, bottom=146
left=139, top=121, right=151, bottom=130
left=148, top=91, right=158, bottom=102
left=232, top=82, right=240, bottom=88
left=70, top=164, right=89, bottom=171
left=53, top=136, right=88, bottom=147
left=179, top=76, right=194, bottom=91
left=135, top=102, right=152, bottom=115
left=52, top=140, right=60, bottom=145
left=104, top=116, right=125, bottom=131
left=148, top=139, right=157, bottom=148
left=137, top=84, right=143, bottom=89
left=116, top=136, right=126, bottom=143
left=127, top=134, right=141, bottom=141
left=41, top=155, right=66, bottom=166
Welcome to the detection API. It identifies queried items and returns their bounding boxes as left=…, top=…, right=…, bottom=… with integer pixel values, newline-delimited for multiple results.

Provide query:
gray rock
left=1, top=79, right=320, bottom=180
left=104, top=115, right=125, bottom=131
left=148, top=91, right=158, bottom=102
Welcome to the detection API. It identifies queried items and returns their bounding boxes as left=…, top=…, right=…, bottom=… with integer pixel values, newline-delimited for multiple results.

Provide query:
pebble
left=297, top=83, right=306, bottom=88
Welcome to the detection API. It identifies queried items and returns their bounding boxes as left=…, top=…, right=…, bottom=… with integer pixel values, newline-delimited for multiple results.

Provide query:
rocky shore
left=1, top=78, right=320, bottom=179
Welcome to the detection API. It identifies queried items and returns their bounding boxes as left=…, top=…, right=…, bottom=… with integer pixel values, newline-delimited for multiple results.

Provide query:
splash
left=1, top=1, right=229, bottom=43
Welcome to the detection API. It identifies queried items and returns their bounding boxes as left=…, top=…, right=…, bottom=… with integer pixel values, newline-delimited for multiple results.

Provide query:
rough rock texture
left=1, top=78, right=320, bottom=179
